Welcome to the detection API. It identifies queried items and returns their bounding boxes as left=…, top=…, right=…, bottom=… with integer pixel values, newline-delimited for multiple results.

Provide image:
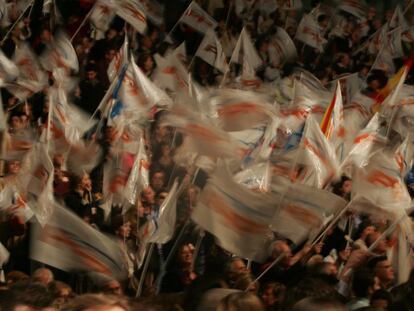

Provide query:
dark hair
left=367, top=255, right=388, bottom=270
left=352, top=268, right=377, bottom=298
left=291, top=297, right=346, bottom=311
left=371, top=289, right=392, bottom=304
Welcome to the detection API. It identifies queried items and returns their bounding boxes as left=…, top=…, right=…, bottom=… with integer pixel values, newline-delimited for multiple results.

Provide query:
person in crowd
left=347, top=268, right=381, bottom=310
left=217, top=292, right=265, bottom=311
left=32, top=267, right=54, bottom=285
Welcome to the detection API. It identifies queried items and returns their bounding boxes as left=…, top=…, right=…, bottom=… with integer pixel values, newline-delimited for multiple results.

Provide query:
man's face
left=86, top=70, right=97, bottom=81
left=375, top=260, right=394, bottom=285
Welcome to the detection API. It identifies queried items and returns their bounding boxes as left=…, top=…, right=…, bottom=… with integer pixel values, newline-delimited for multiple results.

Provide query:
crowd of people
left=1, top=0, right=414, bottom=310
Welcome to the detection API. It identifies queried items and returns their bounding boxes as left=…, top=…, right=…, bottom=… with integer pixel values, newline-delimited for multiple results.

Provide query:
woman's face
left=178, top=245, right=193, bottom=265
left=341, top=180, right=352, bottom=194
left=144, top=56, right=154, bottom=72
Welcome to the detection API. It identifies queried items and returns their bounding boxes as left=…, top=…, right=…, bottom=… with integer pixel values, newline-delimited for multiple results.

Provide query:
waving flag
left=123, top=135, right=150, bottom=205
left=115, top=0, right=147, bottom=34
left=180, top=1, right=217, bottom=34
left=337, top=0, right=367, bottom=20
left=389, top=4, right=409, bottom=30
left=352, top=140, right=412, bottom=212
left=136, top=0, right=163, bottom=26
left=341, top=113, right=380, bottom=174
left=161, top=106, right=245, bottom=161
left=9, top=43, right=48, bottom=99
left=372, top=55, right=413, bottom=112
left=269, top=27, right=297, bottom=67
left=298, top=115, right=340, bottom=188
left=195, top=29, right=228, bottom=73
left=40, top=30, right=79, bottom=73
left=192, top=163, right=275, bottom=261
left=90, top=0, right=116, bottom=31
left=148, top=179, right=182, bottom=244
left=234, top=161, right=271, bottom=192
left=230, top=27, right=263, bottom=70
left=295, top=14, right=327, bottom=52
left=271, top=183, right=347, bottom=244
left=209, top=89, right=277, bottom=131
left=0, top=49, right=18, bottom=86
left=31, top=204, right=128, bottom=282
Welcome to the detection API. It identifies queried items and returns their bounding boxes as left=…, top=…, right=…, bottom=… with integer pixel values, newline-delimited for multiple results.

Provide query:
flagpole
left=246, top=253, right=285, bottom=289
left=135, top=243, right=155, bottom=298
left=155, top=219, right=192, bottom=294
left=191, top=229, right=205, bottom=269
left=311, top=199, right=353, bottom=247
left=163, top=1, right=193, bottom=44
left=70, top=4, right=95, bottom=43
left=0, top=0, right=34, bottom=46
left=403, top=0, right=414, bottom=15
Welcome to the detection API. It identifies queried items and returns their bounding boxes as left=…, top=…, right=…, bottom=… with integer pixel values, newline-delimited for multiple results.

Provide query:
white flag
left=115, top=0, right=147, bottom=34
left=180, top=1, right=217, bottom=34
left=192, top=163, right=275, bottom=262
left=31, top=204, right=128, bottom=281
left=295, top=14, right=327, bottom=52
left=230, top=27, right=263, bottom=70
left=136, top=0, right=164, bottom=26
left=195, top=29, right=228, bottom=73
left=90, top=0, right=116, bottom=31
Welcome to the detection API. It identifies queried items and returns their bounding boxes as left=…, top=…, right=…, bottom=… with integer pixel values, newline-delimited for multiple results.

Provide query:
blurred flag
left=230, top=27, right=263, bottom=70
left=180, top=1, right=217, bottom=34
left=192, top=163, right=275, bottom=262
left=0, top=49, right=18, bottom=86
left=136, top=0, right=164, bottom=26
left=123, top=135, right=150, bottom=205
left=31, top=204, right=128, bottom=281
left=337, top=0, right=367, bottom=20
left=269, top=27, right=297, bottom=67
left=115, top=0, right=147, bottom=34
left=234, top=161, right=271, bottom=192
left=148, top=179, right=182, bottom=244
left=90, top=0, right=116, bottom=31
left=195, top=29, right=228, bottom=73
left=282, top=0, right=302, bottom=10
left=9, top=43, right=48, bottom=100
left=40, top=30, right=79, bottom=73
left=271, top=183, right=347, bottom=244
left=295, top=14, right=327, bottom=52
left=298, top=115, right=340, bottom=188
left=389, top=4, right=409, bottom=30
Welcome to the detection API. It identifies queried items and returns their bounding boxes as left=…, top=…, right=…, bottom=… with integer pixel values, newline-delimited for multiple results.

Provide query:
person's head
left=233, top=273, right=258, bottom=294
left=332, top=176, right=352, bottom=198
left=6, top=281, right=55, bottom=311
left=141, top=186, right=155, bottom=206
left=366, top=232, right=388, bottom=255
left=6, top=159, right=21, bottom=175
left=60, top=293, right=129, bottom=311
left=6, top=271, right=30, bottom=287
left=291, top=297, right=346, bottom=311
left=261, top=282, right=286, bottom=308
left=112, top=216, right=131, bottom=239
left=137, top=53, right=154, bottom=74
left=352, top=268, right=381, bottom=298
left=48, top=281, right=73, bottom=302
left=368, top=256, right=394, bottom=289
left=177, top=244, right=194, bottom=267
left=104, top=47, right=117, bottom=62
left=32, top=268, right=54, bottom=285
left=217, top=292, right=265, bottom=311
left=85, top=63, right=98, bottom=81
left=150, top=169, right=166, bottom=192
left=74, top=172, right=92, bottom=192
left=53, top=153, right=65, bottom=169
left=225, top=258, right=249, bottom=285
left=270, top=240, right=293, bottom=268
left=370, top=289, right=392, bottom=309
left=101, top=280, right=123, bottom=296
